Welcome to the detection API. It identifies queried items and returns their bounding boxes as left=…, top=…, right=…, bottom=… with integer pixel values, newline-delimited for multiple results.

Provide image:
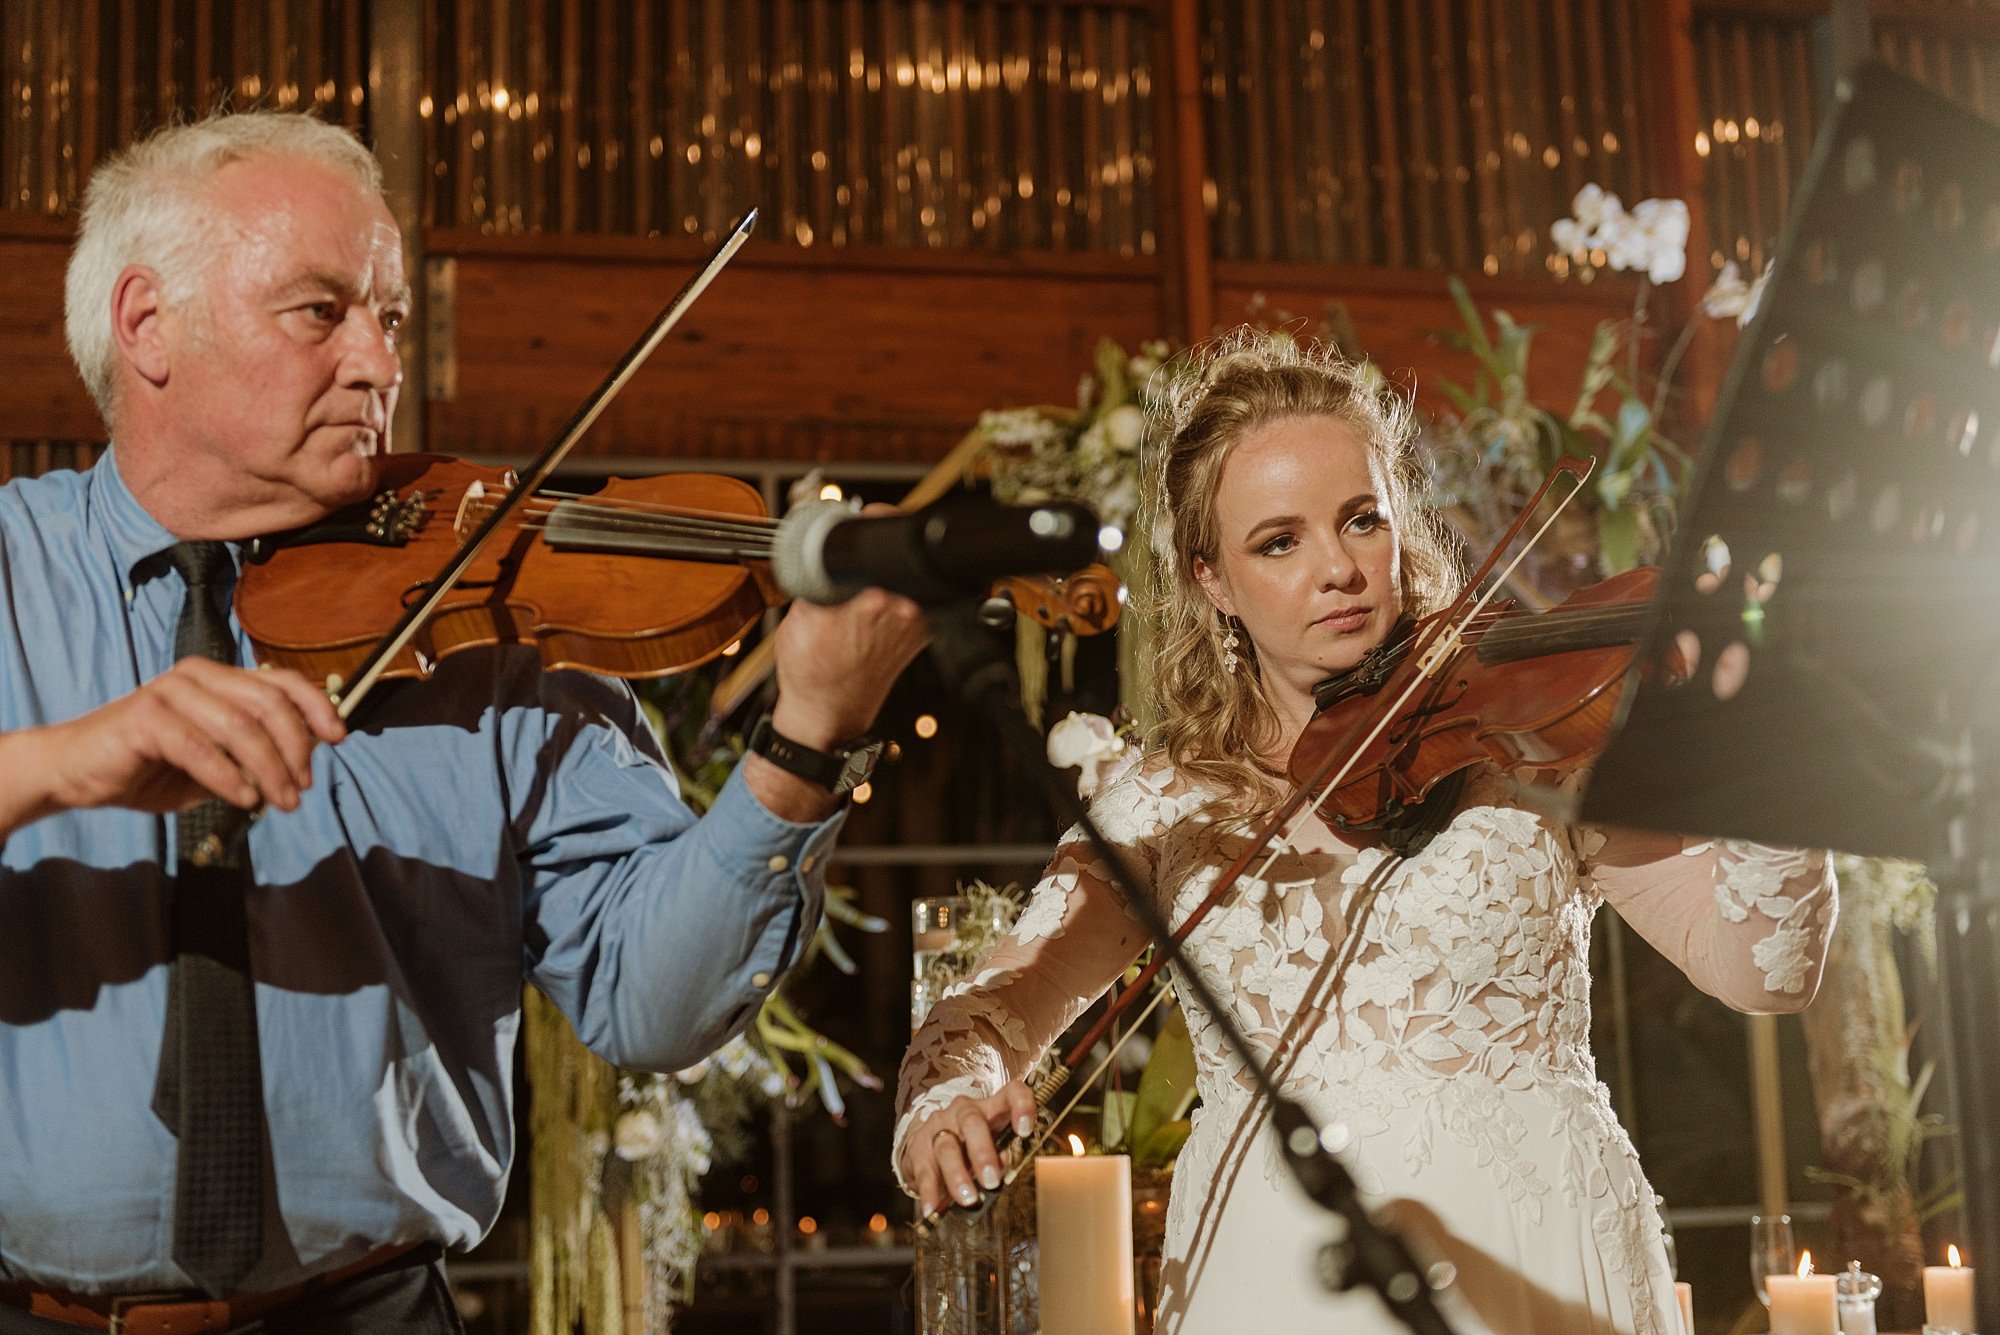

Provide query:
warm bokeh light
left=721, top=639, right=741, bottom=657
left=867, top=1213, right=889, bottom=1234
left=851, top=781, right=873, bottom=804
left=702, top=1212, right=720, bottom=1231
left=798, top=1216, right=817, bottom=1235
left=752, top=1208, right=771, bottom=1227
left=818, top=483, right=844, bottom=501
left=914, top=714, right=938, bottom=739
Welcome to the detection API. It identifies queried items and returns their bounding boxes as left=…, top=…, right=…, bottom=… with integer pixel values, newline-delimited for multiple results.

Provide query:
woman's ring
left=931, top=1127, right=960, bottom=1149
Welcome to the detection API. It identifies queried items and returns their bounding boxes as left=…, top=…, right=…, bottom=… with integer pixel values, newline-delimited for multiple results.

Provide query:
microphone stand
left=926, top=610, right=1463, bottom=1335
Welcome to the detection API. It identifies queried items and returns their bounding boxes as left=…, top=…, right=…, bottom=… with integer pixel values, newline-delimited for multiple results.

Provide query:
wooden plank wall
left=26, top=0, right=2000, bottom=468
left=425, top=233, right=1165, bottom=460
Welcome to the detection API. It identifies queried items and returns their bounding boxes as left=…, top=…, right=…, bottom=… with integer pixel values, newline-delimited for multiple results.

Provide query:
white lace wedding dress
left=895, top=762, right=1835, bottom=1335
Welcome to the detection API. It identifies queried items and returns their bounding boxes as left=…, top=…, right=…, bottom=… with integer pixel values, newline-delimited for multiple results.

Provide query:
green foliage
left=1432, top=276, right=1691, bottom=575
left=1093, top=995, right=1199, bottom=1171
left=1805, top=1056, right=1961, bottom=1225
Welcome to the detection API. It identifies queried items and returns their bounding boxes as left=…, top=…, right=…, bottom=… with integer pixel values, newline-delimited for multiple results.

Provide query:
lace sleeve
left=891, top=764, right=1167, bottom=1194
left=1572, top=823, right=1838, bottom=1014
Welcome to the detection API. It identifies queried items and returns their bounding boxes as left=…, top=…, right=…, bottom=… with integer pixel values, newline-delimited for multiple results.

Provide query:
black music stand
left=1580, top=64, right=2000, bottom=1331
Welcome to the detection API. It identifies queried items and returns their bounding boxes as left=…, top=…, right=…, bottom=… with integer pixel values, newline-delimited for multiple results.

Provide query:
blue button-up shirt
left=0, top=450, right=841, bottom=1293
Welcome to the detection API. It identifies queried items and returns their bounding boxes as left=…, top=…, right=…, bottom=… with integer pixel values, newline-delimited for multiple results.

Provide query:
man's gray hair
left=64, top=111, right=385, bottom=424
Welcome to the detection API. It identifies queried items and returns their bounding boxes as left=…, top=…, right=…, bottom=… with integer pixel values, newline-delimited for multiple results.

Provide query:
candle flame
left=1950, top=1244, right=1963, bottom=1268
left=1067, top=1133, right=1086, bottom=1156
left=1797, top=1252, right=1814, bottom=1278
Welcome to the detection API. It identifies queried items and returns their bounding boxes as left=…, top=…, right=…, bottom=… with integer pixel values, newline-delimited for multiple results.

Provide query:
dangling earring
left=1222, top=622, right=1241, bottom=675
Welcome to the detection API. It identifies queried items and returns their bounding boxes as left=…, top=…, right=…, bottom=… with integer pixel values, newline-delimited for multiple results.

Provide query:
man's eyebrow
left=270, top=271, right=413, bottom=309
left=270, top=270, right=358, bottom=302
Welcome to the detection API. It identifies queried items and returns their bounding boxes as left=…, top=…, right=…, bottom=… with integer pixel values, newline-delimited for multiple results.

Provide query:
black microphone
left=771, top=491, right=1102, bottom=605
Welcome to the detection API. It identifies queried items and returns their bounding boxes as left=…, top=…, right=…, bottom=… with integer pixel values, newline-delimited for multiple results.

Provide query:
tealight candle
left=1768, top=1253, right=1839, bottom=1335
left=1924, top=1245, right=1976, bottom=1333
left=1036, top=1138, right=1136, bottom=1335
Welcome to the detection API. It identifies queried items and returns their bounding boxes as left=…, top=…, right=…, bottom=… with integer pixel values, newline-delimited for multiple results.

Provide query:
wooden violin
left=1294, top=564, right=1682, bottom=846
left=233, top=453, right=1122, bottom=692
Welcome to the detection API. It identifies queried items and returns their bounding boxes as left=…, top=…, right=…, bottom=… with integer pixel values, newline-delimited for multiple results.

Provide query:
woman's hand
left=900, top=1081, right=1039, bottom=1214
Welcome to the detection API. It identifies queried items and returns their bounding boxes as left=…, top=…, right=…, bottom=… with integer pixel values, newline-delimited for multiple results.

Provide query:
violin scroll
left=983, top=564, right=1124, bottom=636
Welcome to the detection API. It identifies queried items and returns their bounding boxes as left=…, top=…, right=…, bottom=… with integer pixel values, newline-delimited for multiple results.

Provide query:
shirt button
left=767, top=854, right=790, bottom=873
left=752, top=972, right=772, bottom=988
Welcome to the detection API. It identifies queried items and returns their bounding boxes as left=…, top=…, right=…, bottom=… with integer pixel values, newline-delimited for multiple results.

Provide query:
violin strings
left=537, top=488, right=783, bottom=529
left=508, top=514, right=775, bottom=558
left=453, top=490, right=781, bottom=539
left=456, top=498, right=778, bottom=551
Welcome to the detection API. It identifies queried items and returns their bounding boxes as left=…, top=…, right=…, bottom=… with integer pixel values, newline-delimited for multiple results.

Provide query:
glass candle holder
left=912, top=895, right=968, bottom=1031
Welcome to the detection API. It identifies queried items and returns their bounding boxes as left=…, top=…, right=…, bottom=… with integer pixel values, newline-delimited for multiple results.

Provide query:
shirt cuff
left=706, top=763, right=849, bottom=987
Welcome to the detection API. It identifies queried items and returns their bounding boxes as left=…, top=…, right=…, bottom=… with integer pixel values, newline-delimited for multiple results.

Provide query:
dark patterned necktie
left=151, top=540, right=265, bottom=1296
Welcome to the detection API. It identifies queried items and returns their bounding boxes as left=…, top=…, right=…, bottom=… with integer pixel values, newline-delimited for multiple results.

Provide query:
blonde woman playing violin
left=895, top=333, right=1834, bottom=1335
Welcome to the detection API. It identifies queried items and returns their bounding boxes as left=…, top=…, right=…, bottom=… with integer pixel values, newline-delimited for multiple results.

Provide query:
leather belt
left=0, top=1243, right=435, bottom=1335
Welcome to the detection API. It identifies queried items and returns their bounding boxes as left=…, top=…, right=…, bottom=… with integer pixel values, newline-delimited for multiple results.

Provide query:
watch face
left=838, top=740, right=885, bottom=793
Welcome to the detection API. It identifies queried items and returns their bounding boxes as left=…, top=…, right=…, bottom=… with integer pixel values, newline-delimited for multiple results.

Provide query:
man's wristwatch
left=748, top=716, right=885, bottom=796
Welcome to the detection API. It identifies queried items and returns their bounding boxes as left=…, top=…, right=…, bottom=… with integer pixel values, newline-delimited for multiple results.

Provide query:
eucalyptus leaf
left=1447, top=276, right=1496, bottom=363
left=1134, top=1119, right=1193, bottom=1171
left=1130, top=1005, right=1199, bottom=1148
left=1598, top=507, right=1640, bottom=574
left=1101, top=1089, right=1138, bottom=1152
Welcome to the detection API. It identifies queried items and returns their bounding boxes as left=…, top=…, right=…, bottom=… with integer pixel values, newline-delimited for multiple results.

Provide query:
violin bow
left=188, top=212, right=758, bottom=868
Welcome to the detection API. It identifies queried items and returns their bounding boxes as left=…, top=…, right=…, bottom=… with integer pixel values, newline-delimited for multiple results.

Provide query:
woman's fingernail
left=957, top=1184, right=979, bottom=1206
left=1016, top=1115, right=1035, bottom=1137
left=981, top=1166, right=1001, bottom=1190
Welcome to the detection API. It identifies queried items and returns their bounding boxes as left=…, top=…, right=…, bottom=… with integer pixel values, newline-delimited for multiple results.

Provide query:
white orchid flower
left=1631, top=198, right=1690, bottom=283
left=1046, top=711, right=1128, bottom=800
left=1701, top=261, right=1751, bottom=319
left=1570, top=183, right=1617, bottom=232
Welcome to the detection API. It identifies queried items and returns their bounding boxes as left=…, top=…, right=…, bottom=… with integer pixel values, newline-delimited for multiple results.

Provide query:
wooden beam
left=1642, top=0, right=1723, bottom=424
left=1163, top=0, right=1214, bottom=341
left=370, top=0, right=427, bottom=452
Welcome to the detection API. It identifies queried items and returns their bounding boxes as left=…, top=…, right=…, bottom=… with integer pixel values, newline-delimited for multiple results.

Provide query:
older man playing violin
left=0, top=111, right=924, bottom=1333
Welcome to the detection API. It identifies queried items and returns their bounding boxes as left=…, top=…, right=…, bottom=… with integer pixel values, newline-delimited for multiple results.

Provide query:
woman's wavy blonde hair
left=1137, top=330, right=1463, bottom=818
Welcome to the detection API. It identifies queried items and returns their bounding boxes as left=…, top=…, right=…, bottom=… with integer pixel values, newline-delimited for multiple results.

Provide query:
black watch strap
left=748, top=716, right=882, bottom=795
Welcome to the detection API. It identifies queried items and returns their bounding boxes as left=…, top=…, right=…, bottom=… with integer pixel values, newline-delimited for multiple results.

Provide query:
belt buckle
left=106, top=1290, right=198, bottom=1335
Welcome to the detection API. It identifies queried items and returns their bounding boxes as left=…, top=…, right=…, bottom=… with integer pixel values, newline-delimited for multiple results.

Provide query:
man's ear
left=1192, top=555, right=1236, bottom=618
left=109, top=265, right=173, bottom=391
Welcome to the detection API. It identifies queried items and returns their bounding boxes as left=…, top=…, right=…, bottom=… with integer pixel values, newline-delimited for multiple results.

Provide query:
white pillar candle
left=1036, top=1148, right=1136, bottom=1335
left=1675, top=1281, right=1694, bottom=1335
left=1769, top=1254, right=1839, bottom=1335
left=1924, top=1247, right=1976, bottom=1332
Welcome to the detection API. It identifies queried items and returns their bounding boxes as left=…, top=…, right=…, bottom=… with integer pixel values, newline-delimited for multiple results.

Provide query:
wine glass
left=1749, top=1213, right=1797, bottom=1306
